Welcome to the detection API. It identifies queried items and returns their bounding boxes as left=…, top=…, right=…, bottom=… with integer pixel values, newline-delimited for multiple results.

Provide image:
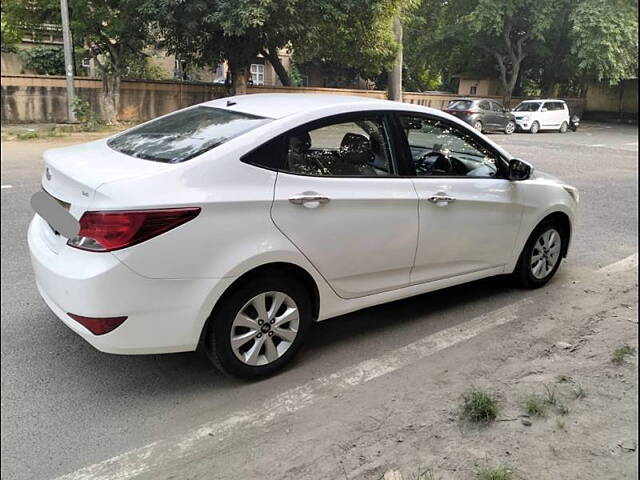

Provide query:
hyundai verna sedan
left=29, top=94, right=578, bottom=379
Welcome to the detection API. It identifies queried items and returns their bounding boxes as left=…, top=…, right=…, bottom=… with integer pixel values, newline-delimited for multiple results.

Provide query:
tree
left=467, top=0, right=556, bottom=104
left=68, top=0, right=151, bottom=123
left=570, top=0, right=638, bottom=86
left=145, top=0, right=403, bottom=94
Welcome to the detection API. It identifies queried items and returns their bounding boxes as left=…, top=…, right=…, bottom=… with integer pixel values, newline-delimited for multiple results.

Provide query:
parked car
left=29, top=94, right=578, bottom=379
left=444, top=98, right=516, bottom=134
left=512, top=99, right=571, bottom=133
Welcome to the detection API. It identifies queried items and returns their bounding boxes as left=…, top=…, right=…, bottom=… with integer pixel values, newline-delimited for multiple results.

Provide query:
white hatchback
left=512, top=99, right=571, bottom=133
left=29, top=94, right=578, bottom=378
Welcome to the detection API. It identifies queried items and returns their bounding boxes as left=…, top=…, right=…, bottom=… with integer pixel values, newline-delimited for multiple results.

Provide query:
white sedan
left=29, top=94, right=578, bottom=378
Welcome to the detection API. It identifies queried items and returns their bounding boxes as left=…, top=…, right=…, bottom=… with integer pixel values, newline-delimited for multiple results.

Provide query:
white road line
left=590, top=144, right=607, bottom=147
left=53, top=253, right=638, bottom=480
left=54, top=302, right=531, bottom=480
left=1, top=185, right=13, bottom=189
left=598, top=253, right=639, bottom=274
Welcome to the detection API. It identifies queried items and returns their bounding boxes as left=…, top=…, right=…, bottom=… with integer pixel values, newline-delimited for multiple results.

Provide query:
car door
left=395, top=112, right=524, bottom=284
left=541, top=101, right=556, bottom=128
left=490, top=101, right=508, bottom=129
left=270, top=112, right=419, bottom=299
left=477, top=100, right=494, bottom=129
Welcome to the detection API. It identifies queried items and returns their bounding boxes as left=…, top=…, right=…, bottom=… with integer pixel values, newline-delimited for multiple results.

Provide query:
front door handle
left=427, top=194, right=456, bottom=206
left=289, top=194, right=331, bottom=207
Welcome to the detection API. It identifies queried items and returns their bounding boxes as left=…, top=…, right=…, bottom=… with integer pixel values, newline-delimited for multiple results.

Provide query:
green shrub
left=476, top=465, right=513, bottom=480
left=72, top=96, right=100, bottom=131
left=461, top=389, right=498, bottom=423
left=19, top=46, right=65, bottom=75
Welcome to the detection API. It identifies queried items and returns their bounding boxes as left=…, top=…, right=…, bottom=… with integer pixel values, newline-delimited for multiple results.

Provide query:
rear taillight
left=67, top=313, right=127, bottom=335
left=67, top=207, right=200, bottom=252
left=446, top=109, right=479, bottom=114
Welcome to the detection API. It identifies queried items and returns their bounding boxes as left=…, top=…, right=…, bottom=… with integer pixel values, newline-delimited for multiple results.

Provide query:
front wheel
left=514, top=222, right=565, bottom=288
left=529, top=121, right=540, bottom=134
left=204, top=275, right=312, bottom=379
left=504, top=121, right=516, bottom=135
left=559, top=121, right=568, bottom=133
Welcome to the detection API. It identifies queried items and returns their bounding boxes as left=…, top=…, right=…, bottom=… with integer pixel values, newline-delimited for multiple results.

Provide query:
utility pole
left=60, top=0, right=76, bottom=122
left=388, top=15, right=403, bottom=102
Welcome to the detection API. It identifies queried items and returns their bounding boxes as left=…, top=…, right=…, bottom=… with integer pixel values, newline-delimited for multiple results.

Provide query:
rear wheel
left=504, top=121, right=516, bottom=135
left=473, top=120, right=483, bottom=132
left=514, top=222, right=565, bottom=288
left=205, top=275, right=312, bottom=379
left=559, top=121, right=568, bottom=133
left=530, top=121, right=540, bottom=134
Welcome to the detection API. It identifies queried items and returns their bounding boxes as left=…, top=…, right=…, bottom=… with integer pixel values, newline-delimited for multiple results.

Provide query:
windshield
left=514, top=102, right=541, bottom=112
left=447, top=100, right=474, bottom=111
left=108, top=106, right=270, bottom=163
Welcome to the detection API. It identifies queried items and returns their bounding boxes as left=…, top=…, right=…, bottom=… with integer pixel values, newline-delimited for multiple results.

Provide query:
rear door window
left=108, top=106, right=270, bottom=163
left=447, top=100, right=474, bottom=111
left=478, top=101, right=491, bottom=111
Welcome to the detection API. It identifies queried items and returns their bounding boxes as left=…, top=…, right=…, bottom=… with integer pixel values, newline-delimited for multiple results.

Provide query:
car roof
left=519, top=99, right=565, bottom=103
left=202, top=93, right=391, bottom=119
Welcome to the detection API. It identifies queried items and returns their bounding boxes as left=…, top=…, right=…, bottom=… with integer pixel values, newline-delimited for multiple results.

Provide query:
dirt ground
left=148, top=257, right=639, bottom=480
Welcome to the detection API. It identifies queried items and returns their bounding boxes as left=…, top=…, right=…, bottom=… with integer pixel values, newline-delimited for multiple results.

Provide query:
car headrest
left=289, top=132, right=311, bottom=152
left=340, top=133, right=373, bottom=164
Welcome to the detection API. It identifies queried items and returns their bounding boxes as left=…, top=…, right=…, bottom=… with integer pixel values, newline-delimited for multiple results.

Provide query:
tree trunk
left=229, top=62, right=249, bottom=95
left=261, top=48, right=291, bottom=86
left=387, top=15, right=403, bottom=101
left=101, top=73, right=120, bottom=125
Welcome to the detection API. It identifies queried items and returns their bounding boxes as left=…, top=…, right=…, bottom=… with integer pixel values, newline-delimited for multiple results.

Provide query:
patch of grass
left=543, top=384, right=558, bottom=406
left=461, top=389, right=498, bottom=423
left=526, top=395, right=547, bottom=416
left=476, top=464, right=513, bottom=480
left=16, top=131, right=39, bottom=140
left=556, top=403, right=569, bottom=415
left=612, top=345, right=636, bottom=364
left=410, top=467, right=435, bottom=480
left=556, top=417, right=566, bottom=431
left=572, top=384, right=587, bottom=399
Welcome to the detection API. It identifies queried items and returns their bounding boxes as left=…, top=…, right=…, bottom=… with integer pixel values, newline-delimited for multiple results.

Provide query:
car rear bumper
left=28, top=215, right=230, bottom=354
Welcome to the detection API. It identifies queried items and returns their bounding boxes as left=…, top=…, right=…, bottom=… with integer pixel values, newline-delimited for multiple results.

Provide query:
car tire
left=204, top=274, right=312, bottom=379
left=559, top=121, right=568, bottom=133
left=513, top=221, right=565, bottom=289
left=504, top=121, right=516, bottom=135
left=529, top=121, right=540, bottom=134
left=473, top=120, right=483, bottom=132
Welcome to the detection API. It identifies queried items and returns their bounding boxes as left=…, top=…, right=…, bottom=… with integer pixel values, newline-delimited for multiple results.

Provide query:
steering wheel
left=415, top=151, right=451, bottom=176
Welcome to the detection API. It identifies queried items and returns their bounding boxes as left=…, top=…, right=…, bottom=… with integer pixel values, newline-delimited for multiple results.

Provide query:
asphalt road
left=1, top=122, right=637, bottom=480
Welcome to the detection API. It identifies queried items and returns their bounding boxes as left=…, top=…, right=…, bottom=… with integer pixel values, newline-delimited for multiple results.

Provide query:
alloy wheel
left=530, top=122, right=540, bottom=134
left=473, top=121, right=483, bottom=132
left=505, top=121, right=515, bottom=134
left=530, top=228, right=562, bottom=280
left=230, top=291, right=300, bottom=366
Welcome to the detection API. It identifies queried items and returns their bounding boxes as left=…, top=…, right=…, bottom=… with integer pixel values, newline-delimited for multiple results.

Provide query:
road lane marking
left=1, top=185, right=13, bottom=189
left=52, top=254, right=639, bottom=480
left=598, top=253, right=638, bottom=274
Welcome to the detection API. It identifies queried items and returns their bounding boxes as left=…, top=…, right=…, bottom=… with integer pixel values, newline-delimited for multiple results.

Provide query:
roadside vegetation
left=476, top=464, right=513, bottom=480
left=612, top=344, right=636, bottom=364
left=461, top=389, right=498, bottom=423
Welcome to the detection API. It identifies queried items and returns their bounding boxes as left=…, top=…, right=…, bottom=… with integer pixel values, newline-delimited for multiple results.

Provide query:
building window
left=250, top=64, right=265, bottom=86
left=469, top=85, right=477, bottom=95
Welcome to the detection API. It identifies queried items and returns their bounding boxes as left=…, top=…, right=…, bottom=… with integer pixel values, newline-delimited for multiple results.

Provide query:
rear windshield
left=447, top=100, right=474, bottom=111
left=107, top=106, right=270, bottom=163
left=514, top=102, right=541, bottom=112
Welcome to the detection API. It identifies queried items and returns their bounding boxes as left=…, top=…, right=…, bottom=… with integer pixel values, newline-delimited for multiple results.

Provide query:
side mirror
left=508, top=158, right=533, bottom=181
left=541, top=108, right=548, bottom=112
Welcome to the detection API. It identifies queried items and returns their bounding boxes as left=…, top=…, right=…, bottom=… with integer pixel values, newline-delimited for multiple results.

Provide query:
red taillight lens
left=67, top=313, right=128, bottom=335
left=67, top=207, right=200, bottom=252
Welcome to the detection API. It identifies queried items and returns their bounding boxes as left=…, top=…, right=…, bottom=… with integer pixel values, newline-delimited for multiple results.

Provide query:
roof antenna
left=226, top=100, right=237, bottom=106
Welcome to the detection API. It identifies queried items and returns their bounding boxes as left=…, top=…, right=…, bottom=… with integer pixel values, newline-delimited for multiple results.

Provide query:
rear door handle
left=427, top=194, right=456, bottom=206
left=289, top=194, right=331, bottom=207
